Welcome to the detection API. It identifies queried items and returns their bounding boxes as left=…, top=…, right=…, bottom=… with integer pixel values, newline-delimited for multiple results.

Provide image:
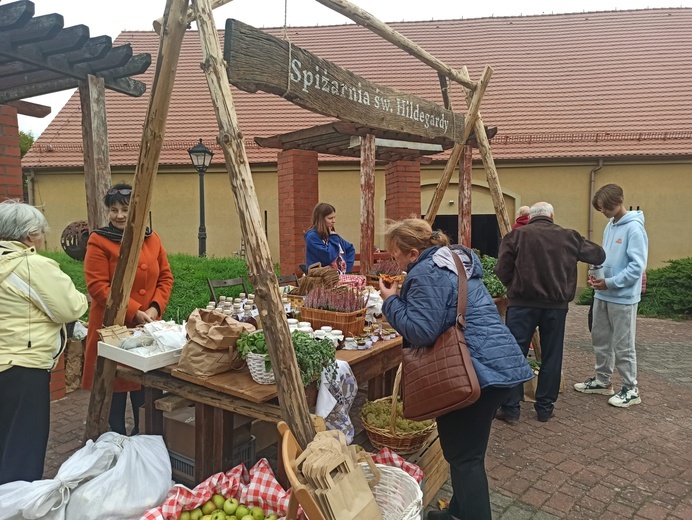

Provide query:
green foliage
left=40, top=251, right=251, bottom=323
left=19, top=131, right=34, bottom=157
left=237, top=330, right=336, bottom=386
left=638, top=258, right=692, bottom=318
left=479, top=254, right=506, bottom=298
left=576, top=287, right=594, bottom=305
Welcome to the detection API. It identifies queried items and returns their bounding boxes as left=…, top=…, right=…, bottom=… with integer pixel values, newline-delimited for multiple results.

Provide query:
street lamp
left=187, top=138, right=214, bottom=257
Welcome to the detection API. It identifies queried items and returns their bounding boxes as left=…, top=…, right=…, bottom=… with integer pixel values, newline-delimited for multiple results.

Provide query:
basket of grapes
left=361, top=364, right=436, bottom=455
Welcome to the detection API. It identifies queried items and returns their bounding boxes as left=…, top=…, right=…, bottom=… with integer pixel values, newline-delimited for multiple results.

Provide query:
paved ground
left=45, top=304, right=692, bottom=519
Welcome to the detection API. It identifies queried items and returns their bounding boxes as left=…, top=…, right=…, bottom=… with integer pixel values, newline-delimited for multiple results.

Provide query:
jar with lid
left=232, top=303, right=243, bottom=320
left=219, top=296, right=227, bottom=302
left=241, top=304, right=258, bottom=328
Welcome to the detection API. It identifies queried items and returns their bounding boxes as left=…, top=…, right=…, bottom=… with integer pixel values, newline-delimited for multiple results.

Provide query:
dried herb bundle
left=305, top=286, right=368, bottom=313
left=367, top=258, right=402, bottom=277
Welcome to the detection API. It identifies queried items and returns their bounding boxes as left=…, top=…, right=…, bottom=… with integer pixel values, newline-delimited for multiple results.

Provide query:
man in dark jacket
left=494, top=202, right=605, bottom=422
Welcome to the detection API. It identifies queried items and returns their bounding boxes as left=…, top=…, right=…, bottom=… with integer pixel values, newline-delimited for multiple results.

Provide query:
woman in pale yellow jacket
left=0, top=200, right=87, bottom=484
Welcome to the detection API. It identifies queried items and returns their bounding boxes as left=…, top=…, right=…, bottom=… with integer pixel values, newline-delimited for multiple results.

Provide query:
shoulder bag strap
left=450, top=249, right=469, bottom=328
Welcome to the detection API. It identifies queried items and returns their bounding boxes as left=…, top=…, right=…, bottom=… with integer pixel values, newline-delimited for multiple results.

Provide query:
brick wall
left=51, top=355, right=66, bottom=401
left=0, top=105, right=23, bottom=201
left=385, top=160, right=421, bottom=220
left=277, top=149, right=319, bottom=276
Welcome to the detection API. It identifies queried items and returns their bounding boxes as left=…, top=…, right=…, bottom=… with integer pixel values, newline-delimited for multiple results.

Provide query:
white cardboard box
left=97, top=340, right=182, bottom=372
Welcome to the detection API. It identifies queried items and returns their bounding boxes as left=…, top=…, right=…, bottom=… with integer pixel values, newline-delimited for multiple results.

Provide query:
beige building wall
left=31, top=159, right=691, bottom=278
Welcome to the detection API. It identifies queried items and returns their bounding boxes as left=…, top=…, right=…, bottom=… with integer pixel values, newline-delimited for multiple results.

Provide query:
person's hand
left=145, top=306, right=159, bottom=320
left=133, top=309, right=153, bottom=325
left=329, top=227, right=337, bottom=234
left=379, top=278, right=398, bottom=300
left=588, top=277, right=608, bottom=291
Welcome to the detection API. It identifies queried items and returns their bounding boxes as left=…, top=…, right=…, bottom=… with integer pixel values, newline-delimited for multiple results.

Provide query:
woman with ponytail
left=379, top=218, right=532, bottom=520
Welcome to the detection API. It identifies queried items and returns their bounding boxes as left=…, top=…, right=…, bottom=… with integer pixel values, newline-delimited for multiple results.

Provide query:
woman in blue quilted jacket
left=380, top=218, right=533, bottom=520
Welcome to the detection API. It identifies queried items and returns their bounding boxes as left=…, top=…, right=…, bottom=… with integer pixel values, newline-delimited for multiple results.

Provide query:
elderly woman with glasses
left=0, top=201, right=88, bottom=483
left=81, top=183, right=173, bottom=435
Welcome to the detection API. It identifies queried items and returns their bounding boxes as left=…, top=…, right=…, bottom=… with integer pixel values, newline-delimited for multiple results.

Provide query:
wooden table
left=116, top=336, right=402, bottom=483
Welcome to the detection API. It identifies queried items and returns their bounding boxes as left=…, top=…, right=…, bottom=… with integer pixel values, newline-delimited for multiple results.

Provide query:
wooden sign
left=224, top=19, right=465, bottom=143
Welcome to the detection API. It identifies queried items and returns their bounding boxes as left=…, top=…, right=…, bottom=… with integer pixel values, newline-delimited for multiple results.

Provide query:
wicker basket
left=359, top=462, right=423, bottom=520
left=246, top=352, right=275, bottom=385
left=362, top=365, right=437, bottom=456
left=297, top=306, right=366, bottom=337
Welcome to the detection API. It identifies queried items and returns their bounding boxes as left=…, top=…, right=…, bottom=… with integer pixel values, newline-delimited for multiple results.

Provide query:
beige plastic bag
left=177, top=309, right=255, bottom=378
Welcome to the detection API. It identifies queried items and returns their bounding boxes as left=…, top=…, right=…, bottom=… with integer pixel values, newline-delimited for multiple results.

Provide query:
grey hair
left=0, top=200, right=49, bottom=242
left=529, top=202, right=554, bottom=219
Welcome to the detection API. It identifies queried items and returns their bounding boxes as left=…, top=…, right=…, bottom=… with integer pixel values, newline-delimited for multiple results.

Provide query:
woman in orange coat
left=82, top=184, right=173, bottom=435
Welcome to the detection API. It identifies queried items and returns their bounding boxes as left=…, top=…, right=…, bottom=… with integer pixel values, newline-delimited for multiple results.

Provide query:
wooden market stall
left=80, top=0, right=520, bottom=515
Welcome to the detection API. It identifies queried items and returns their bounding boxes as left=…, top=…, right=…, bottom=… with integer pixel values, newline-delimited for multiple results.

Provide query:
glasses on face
left=107, top=188, right=132, bottom=196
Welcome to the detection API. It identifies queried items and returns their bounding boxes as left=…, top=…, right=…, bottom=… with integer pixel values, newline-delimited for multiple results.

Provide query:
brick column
left=0, top=105, right=23, bottom=201
left=385, top=160, right=421, bottom=221
left=51, top=355, right=66, bottom=401
left=278, top=149, right=319, bottom=276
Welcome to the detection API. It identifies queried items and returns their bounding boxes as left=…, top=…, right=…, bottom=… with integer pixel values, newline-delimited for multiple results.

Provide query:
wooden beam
left=193, top=0, right=316, bottom=450
left=459, top=145, right=472, bottom=247
left=34, top=24, right=90, bottom=56
left=6, top=99, right=50, bottom=118
left=0, top=74, right=146, bottom=103
left=153, top=0, right=234, bottom=34
left=224, top=19, right=465, bottom=143
left=65, top=35, right=112, bottom=64
left=84, top=0, right=190, bottom=442
left=359, top=134, right=376, bottom=276
left=349, top=135, right=442, bottom=152
left=4, top=14, right=63, bottom=45
left=426, top=65, right=491, bottom=223
left=314, top=0, right=477, bottom=91
left=0, top=0, right=34, bottom=30
left=79, top=74, right=112, bottom=231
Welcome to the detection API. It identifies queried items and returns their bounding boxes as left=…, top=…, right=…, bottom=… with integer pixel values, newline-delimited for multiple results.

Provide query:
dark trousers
left=436, top=386, right=511, bottom=520
left=502, top=306, right=568, bottom=418
left=109, top=389, right=145, bottom=436
left=0, top=366, right=51, bottom=484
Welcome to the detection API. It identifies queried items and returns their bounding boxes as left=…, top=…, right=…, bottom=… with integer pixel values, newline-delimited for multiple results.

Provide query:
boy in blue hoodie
left=575, top=184, right=648, bottom=407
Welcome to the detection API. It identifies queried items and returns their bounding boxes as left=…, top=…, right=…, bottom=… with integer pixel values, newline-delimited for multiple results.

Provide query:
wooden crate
left=407, top=429, right=449, bottom=507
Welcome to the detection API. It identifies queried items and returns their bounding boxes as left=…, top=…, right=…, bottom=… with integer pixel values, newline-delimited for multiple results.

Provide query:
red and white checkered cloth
left=373, top=447, right=424, bottom=484
left=140, top=458, right=290, bottom=520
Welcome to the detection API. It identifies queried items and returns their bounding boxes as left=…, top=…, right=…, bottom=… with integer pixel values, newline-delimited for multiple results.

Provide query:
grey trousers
left=591, top=298, right=638, bottom=389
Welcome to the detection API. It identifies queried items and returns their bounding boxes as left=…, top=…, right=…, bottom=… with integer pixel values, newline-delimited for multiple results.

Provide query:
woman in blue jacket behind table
left=380, top=218, right=533, bottom=520
left=304, top=202, right=355, bottom=274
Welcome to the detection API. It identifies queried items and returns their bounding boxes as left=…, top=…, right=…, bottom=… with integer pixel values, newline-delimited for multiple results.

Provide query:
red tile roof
left=23, top=8, right=692, bottom=168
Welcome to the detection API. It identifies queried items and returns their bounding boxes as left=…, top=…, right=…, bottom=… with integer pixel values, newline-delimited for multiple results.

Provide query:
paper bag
left=177, top=309, right=255, bottom=378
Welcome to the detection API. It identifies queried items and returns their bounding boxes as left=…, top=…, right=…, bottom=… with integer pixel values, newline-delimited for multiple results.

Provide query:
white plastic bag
left=0, top=437, right=121, bottom=520
left=66, top=433, right=172, bottom=520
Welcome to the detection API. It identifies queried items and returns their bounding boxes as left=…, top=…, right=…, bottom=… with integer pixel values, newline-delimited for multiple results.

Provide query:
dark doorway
left=429, top=214, right=501, bottom=257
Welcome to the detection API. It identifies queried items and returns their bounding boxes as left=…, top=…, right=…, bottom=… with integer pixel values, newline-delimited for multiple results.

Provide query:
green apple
left=210, top=510, right=227, bottom=520
left=212, top=494, right=226, bottom=510
left=265, top=515, right=278, bottom=520
left=190, top=508, right=204, bottom=520
left=240, top=516, right=253, bottom=520
left=223, top=498, right=239, bottom=515
left=250, top=507, right=264, bottom=520
left=202, top=501, right=217, bottom=515
left=180, top=511, right=192, bottom=520
left=234, top=506, right=249, bottom=519
left=201, top=515, right=212, bottom=520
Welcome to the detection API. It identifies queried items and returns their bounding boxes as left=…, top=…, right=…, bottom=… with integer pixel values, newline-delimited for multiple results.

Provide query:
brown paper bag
left=177, top=308, right=255, bottom=378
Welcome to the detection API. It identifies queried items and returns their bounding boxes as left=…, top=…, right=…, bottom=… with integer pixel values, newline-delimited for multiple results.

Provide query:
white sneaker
left=608, top=386, right=641, bottom=408
left=574, top=377, right=615, bottom=395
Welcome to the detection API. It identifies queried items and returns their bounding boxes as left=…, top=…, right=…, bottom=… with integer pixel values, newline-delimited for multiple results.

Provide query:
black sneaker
left=537, top=411, right=554, bottom=422
left=495, top=407, right=519, bottom=425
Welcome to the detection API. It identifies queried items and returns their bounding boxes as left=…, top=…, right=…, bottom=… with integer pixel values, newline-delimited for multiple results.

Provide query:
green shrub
left=639, top=258, right=692, bottom=318
left=479, top=254, right=506, bottom=298
left=41, top=251, right=252, bottom=323
left=576, top=287, right=594, bottom=305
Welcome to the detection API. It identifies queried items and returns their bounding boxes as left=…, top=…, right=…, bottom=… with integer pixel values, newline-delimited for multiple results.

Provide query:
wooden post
left=192, top=0, right=316, bottom=449
left=84, top=0, right=190, bottom=442
left=153, top=0, right=234, bottom=34
left=79, top=74, right=111, bottom=231
left=359, top=134, right=376, bottom=276
left=459, top=145, right=472, bottom=247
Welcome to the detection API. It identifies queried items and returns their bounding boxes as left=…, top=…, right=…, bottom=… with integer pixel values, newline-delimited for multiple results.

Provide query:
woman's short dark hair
left=104, top=183, right=132, bottom=207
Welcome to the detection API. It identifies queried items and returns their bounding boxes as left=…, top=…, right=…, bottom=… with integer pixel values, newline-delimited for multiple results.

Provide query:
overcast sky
left=18, top=0, right=692, bottom=136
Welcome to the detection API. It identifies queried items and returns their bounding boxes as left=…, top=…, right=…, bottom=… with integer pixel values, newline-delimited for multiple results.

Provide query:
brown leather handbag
left=401, top=251, right=481, bottom=421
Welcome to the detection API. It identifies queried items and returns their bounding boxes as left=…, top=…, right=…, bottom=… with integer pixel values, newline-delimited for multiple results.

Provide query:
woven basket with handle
left=361, top=364, right=436, bottom=456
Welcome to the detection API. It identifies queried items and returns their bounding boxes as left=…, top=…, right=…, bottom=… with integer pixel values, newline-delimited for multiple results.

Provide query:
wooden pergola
left=0, top=0, right=152, bottom=230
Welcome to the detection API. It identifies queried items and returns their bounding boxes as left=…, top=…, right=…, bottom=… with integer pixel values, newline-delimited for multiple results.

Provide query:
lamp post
left=187, top=138, right=214, bottom=257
